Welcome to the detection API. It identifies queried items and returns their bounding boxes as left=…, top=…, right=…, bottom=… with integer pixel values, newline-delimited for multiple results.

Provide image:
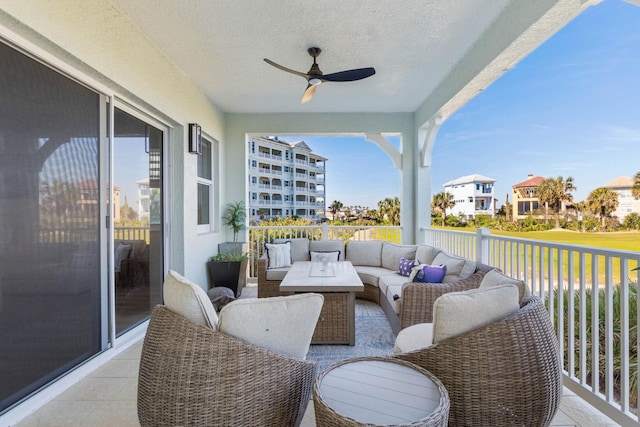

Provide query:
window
left=197, top=137, right=214, bottom=231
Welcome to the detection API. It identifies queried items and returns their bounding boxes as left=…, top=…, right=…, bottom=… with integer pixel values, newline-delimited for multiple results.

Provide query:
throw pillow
left=163, top=270, right=219, bottom=329
left=114, top=244, right=131, bottom=272
left=431, top=252, right=476, bottom=283
left=479, top=268, right=531, bottom=303
left=218, top=293, right=324, bottom=359
left=265, top=241, right=292, bottom=269
left=414, top=264, right=447, bottom=283
left=432, top=284, right=519, bottom=343
left=397, top=257, right=418, bottom=277
left=309, top=250, right=340, bottom=262
left=408, top=263, right=426, bottom=282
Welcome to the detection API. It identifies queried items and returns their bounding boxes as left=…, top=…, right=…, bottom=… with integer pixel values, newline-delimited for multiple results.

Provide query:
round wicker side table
left=313, top=356, right=449, bottom=427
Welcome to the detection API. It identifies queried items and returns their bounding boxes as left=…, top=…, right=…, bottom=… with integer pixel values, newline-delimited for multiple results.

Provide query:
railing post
left=476, top=227, right=490, bottom=264
left=322, top=222, right=328, bottom=240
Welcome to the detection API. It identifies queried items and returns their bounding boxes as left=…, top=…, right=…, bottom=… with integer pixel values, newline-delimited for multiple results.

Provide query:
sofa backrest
left=381, top=242, right=417, bottom=270
left=346, top=240, right=383, bottom=266
left=415, top=245, right=442, bottom=265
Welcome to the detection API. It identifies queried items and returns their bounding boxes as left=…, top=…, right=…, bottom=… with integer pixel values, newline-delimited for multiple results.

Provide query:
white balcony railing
left=424, top=227, right=640, bottom=426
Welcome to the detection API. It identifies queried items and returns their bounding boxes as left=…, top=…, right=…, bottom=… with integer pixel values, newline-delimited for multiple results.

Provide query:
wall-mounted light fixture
left=188, top=123, right=202, bottom=154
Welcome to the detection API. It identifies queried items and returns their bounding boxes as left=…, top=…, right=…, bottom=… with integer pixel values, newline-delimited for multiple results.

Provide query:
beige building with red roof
left=512, top=174, right=546, bottom=221
left=602, top=176, right=640, bottom=221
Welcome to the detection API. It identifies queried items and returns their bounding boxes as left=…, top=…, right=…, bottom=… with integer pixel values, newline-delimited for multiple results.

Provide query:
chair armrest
left=400, top=270, right=488, bottom=327
left=257, top=253, right=269, bottom=282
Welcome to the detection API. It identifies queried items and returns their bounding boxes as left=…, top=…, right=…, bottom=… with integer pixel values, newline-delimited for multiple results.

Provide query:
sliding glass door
left=113, top=108, right=164, bottom=335
left=0, top=41, right=103, bottom=412
left=0, top=41, right=166, bottom=414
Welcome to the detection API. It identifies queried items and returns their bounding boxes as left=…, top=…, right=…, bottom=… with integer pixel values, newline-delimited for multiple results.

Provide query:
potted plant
left=207, top=201, right=249, bottom=297
left=206, top=251, right=248, bottom=297
left=218, top=200, right=247, bottom=255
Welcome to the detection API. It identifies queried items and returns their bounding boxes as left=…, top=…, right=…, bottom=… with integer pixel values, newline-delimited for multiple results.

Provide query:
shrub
left=623, top=213, right=640, bottom=230
left=554, top=283, right=638, bottom=408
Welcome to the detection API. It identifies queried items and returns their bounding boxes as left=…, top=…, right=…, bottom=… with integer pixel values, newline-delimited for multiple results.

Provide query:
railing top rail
left=424, top=227, right=640, bottom=259
left=487, top=233, right=640, bottom=259
left=423, top=227, right=477, bottom=236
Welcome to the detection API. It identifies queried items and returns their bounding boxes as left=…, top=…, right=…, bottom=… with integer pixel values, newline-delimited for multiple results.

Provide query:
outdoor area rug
left=306, top=299, right=396, bottom=374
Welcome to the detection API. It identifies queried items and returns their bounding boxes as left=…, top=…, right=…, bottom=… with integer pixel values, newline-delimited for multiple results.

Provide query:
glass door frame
left=108, top=98, right=171, bottom=345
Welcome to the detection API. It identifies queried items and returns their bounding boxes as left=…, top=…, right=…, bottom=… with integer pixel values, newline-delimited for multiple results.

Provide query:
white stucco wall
left=0, top=0, right=226, bottom=286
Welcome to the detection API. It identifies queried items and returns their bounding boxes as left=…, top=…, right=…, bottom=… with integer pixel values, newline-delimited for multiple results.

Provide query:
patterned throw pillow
left=414, top=264, right=447, bottom=283
left=264, top=241, right=292, bottom=269
left=310, top=250, right=340, bottom=262
left=397, top=257, right=418, bottom=277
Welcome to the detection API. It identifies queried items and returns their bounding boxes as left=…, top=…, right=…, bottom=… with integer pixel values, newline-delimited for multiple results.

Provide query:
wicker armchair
left=394, top=296, right=562, bottom=426
left=399, top=264, right=493, bottom=327
left=138, top=305, right=317, bottom=427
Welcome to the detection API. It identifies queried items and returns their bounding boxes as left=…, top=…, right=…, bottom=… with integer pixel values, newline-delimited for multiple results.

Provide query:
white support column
left=416, top=116, right=442, bottom=244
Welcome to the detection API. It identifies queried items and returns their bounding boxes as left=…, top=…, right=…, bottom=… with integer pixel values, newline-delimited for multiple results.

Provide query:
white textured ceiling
left=109, top=0, right=560, bottom=114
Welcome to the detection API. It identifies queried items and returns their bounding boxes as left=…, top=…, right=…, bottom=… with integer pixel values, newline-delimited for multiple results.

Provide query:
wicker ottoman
left=313, top=356, right=449, bottom=426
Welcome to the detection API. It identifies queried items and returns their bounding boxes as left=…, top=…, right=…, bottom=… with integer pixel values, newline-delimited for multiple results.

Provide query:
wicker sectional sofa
left=257, top=238, right=492, bottom=334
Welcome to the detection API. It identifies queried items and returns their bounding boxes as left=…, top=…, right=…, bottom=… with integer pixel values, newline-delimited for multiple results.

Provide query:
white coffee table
left=280, top=261, right=364, bottom=345
left=313, top=357, right=450, bottom=426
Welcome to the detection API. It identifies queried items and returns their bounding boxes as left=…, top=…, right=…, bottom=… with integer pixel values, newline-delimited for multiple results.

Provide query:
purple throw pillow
left=397, top=257, right=417, bottom=277
left=414, top=264, right=447, bottom=283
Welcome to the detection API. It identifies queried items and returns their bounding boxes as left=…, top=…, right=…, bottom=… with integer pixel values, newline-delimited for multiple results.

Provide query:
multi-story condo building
left=512, top=174, right=545, bottom=221
left=443, top=174, right=496, bottom=219
left=247, top=136, right=326, bottom=222
left=602, top=176, right=640, bottom=221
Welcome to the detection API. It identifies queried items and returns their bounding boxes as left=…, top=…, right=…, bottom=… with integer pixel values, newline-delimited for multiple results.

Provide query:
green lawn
left=433, top=227, right=640, bottom=284
left=433, top=226, right=640, bottom=253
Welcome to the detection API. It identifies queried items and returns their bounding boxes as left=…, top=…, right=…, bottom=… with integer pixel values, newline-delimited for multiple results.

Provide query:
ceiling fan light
left=309, top=78, right=322, bottom=86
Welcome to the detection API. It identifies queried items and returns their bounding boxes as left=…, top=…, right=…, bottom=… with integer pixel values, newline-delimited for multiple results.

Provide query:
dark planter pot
left=206, top=258, right=247, bottom=298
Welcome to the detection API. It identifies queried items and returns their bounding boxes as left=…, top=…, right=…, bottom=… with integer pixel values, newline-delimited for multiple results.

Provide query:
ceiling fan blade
left=321, top=67, right=376, bottom=82
left=301, top=84, right=317, bottom=104
left=263, top=58, right=309, bottom=79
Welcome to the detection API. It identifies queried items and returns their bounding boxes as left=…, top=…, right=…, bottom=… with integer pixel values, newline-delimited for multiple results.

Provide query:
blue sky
left=284, top=0, right=640, bottom=209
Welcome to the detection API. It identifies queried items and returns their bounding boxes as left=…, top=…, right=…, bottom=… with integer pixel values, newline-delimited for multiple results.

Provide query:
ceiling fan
left=264, top=47, right=376, bottom=104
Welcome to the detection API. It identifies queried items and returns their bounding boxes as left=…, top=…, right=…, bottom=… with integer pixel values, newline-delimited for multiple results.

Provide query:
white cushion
left=432, top=284, right=519, bottom=343
left=218, top=293, right=324, bottom=359
left=378, top=273, right=409, bottom=295
left=480, top=269, right=531, bottom=303
left=394, top=323, right=434, bottom=353
left=114, top=243, right=131, bottom=272
left=353, top=265, right=394, bottom=286
left=274, top=238, right=309, bottom=262
left=163, top=270, right=218, bottom=329
left=265, top=267, right=289, bottom=281
left=346, top=240, right=383, bottom=267
left=309, top=240, right=345, bottom=261
left=310, top=250, right=340, bottom=262
left=431, top=252, right=476, bottom=282
left=265, top=241, right=292, bottom=269
left=381, top=242, right=417, bottom=270
left=415, top=245, right=441, bottom=265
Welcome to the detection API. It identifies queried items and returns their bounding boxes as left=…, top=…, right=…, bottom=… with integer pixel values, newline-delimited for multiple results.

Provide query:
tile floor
left=13, top=285, right=621, bottom=426
left=13, top=336, right=621, bottom=427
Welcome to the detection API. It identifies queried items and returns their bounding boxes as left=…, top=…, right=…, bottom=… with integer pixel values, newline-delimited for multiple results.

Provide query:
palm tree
left=431, top=192, right=455, bottom=227
left=537, top=176, right=576, bottom=229
left=633, top=171, right=640, bottom=200
left=377, top=197, right=400, bottom=225
left=586, top=187, right=619, bottom=228
left=329, top=200, right=343, bottom=219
